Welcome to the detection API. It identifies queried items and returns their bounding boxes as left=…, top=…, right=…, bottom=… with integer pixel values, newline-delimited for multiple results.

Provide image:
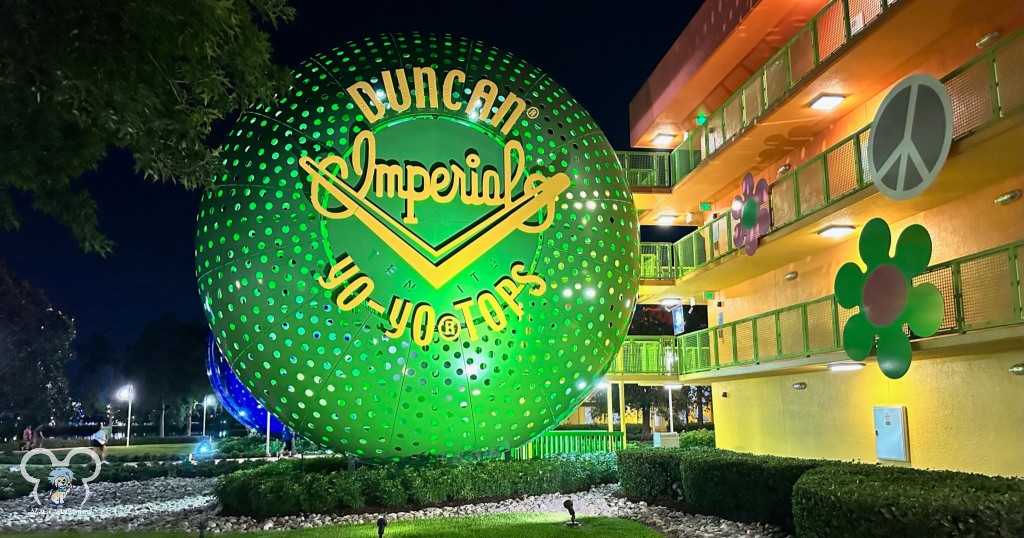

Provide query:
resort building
left=610, top=0, right=1023, bottom=477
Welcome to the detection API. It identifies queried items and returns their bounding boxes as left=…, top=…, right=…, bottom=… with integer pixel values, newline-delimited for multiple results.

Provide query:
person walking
left=20, top=425, right=33, bottom=451
left=89, top=422, right=110, bottom=463
left=277, top=426, right=295, bottom=458
left=31, top=423, right=47, bottom=449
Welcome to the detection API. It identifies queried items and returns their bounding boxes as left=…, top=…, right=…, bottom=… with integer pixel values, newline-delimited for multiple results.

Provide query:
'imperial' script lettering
left=302, top=130, right=560, bottom=226
left=346, top=67, right=526, bottom=135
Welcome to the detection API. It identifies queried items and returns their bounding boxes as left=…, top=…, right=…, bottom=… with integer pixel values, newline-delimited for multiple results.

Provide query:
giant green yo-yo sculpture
left=195, top=33, right=639, bottom=460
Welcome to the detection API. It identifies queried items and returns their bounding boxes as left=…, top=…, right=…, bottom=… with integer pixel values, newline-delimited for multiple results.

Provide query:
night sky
left=0, top=0, right=701, bottom=349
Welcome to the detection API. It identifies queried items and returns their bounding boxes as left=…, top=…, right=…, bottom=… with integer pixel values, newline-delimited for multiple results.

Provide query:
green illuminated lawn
left=10, top=513, right=661, bottom=537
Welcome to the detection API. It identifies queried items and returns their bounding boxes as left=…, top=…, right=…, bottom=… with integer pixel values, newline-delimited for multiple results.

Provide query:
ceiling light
left=976, top=31, right=1000, bottom=49
left=665, top=384, right=682, bottom=390
left=652, top=133, right=676, bottom=145
left=827, top=363, right=864, bottom=372
left=809, top=94, right=846, bottom=111
left=656, top=214, right=678, bottom=225
left=660, top=297, right=682, bottom=307
left=994, top=189, right=1021, bottom=205
left=791, top=382, right=807, bottom=390
left=818, top=225, right=856, bottom=238
left=784, top=271, right=799, bottom=281
left=1010, top=364, right=1024, bottom=376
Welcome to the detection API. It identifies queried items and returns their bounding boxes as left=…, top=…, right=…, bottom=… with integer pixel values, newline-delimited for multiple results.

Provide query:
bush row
left=553, top=422, right=714, bottom=439
left=216, top=452, right=618, bottom=517
left=620, top=447, right=1024, bottom=536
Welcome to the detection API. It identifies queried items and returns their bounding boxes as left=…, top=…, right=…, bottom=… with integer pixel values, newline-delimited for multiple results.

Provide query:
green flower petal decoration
left=833, top=218, right=944, bottom=379
left=876, top=325, right=912, bottom=379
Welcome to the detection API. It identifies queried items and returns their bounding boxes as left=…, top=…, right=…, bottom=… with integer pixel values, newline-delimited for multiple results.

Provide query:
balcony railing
left=511, top=430, right=626, bottom=459
left=642, top=31, right=1024, bottom=279
left=617, top=151, right=672, bottom=188
left=612, top=239, right=1024, bottom=377
left=640, top=242, right=675, bottom=280
left=669, top=0, right=901, bottom=182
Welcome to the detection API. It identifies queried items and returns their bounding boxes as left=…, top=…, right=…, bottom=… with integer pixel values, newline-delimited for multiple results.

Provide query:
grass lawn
left=9, top=513, right=661, bottom=537
left=20, top=443, right=198, bottom=459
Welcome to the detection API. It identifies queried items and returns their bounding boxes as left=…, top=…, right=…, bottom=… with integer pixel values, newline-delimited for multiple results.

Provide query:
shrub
left=216, top=452, right=618, bottom=517
left=617, top=447, right=694, bottom=503
left=793, top=464, right=1024, bottom=537
left=678, top=449, right=824, bottom=532
left=678, top=429, right=715, bottom=449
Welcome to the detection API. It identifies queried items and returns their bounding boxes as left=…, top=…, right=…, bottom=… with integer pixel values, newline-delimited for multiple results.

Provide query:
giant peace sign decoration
left=868, top=74, right=953, bottom=201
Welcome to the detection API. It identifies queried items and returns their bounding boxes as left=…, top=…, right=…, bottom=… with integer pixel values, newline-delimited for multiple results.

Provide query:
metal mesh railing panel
left=742, top=78, right=765, bottom=123
left=995, top=37, right=1024, bottom=114
left=858, top=129, right=873, bottom=185
left=790, top=28, right=817, bottom=82
left=816, top=1, right=848, bottom=61
left=755, top=314, right=779, bottom=360
left=707, top=111, right=726, bottom=154
left=806, top=299, right=837, bottom=352
left=945, top=60, right=995, bottom=139
left=960, top=252, right=1015, bottom=329
left=826, top=137, right=859, bottom=200
left=724, top=96, right=744, bottom=140
left=769, top=177, right=797, bottom=228
left=778, top=308, right=805, bottom=357
left=912, top=266, right=957, bottom=335
left=716, top=326, right=736, bottom=366
left=734, top=320, right=755, bottom=362
left=797, top=161, right=826, bottom=216
left=837, top=306, right=855, bottom=345
left=847, top=0, right=884, bottom=35
left=765, top=55, right=789, bottom=105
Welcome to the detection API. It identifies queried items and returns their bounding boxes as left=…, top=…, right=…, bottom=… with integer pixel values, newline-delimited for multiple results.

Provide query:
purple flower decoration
left=731, top=172, right=771, bottom=256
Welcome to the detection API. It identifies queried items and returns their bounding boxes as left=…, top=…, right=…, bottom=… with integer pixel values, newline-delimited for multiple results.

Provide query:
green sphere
left=741, top=197, right=759, bottom=229
left=195, top=33, right=639, bottom=460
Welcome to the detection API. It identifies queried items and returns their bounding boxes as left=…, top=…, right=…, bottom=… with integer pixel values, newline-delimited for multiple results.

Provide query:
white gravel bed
left=0, top=478, right=791, bottom=537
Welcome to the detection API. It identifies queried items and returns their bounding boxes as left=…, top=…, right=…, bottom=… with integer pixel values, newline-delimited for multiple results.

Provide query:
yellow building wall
left=713, top=350, right=1024, bottom=478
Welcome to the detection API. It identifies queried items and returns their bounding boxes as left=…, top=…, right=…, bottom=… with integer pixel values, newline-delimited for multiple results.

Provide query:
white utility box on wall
left=873, top=406, right=909, bottom=462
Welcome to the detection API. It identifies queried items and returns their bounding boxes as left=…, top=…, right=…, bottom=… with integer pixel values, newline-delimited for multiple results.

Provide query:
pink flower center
left=862, top=264, right=907, bottom=327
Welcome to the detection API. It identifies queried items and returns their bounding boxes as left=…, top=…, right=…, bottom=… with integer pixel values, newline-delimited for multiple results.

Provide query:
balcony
left=611, top=239, right=1024, bottom=381
left=632, top=30, right=1024, bottom=302
left=636, top=0, right=1023, bottom=222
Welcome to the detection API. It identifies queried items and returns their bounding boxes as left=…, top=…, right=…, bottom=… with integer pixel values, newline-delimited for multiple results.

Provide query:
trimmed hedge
left=617, top=430, right=717, bottom=502
left=216, top=452, right=618, bottom=517
left=678, top=449, right=824, bottom=532
left=793, top=464, right=1024, bottom=537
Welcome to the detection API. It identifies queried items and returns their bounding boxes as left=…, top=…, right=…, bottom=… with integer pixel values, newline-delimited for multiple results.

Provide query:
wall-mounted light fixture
left=1010, top=364, right=1024, bottom=376
left=818, top=225, right=856, bottom=238
left=656, top=214, right=678, bottom=225
left=994, top=189, right=1021, bottom=205
left=976, top=31, right=1000, bottom=49
left=685, top=213, right=694, bottom=224
left=792, top=382, right=807, bottom=390
left=809, top=93, right=846, bottom=111
left=720, top=391, right=728, bottom=398
left=827, top=363, right=864, bottom=372
left=777, top=163, right=793, bottom=175
left=784, top=271, right=799, bottom=281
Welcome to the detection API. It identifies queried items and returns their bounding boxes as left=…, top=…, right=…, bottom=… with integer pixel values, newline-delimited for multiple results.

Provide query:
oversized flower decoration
left=834, top=218, right=944, bottom=379
left=731, top=172, right=771, bottom=256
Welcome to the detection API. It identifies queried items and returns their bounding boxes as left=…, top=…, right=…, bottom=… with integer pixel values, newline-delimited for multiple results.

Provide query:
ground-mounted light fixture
left=818, top=225, right=856, bottom=238
left=976, top=31, right=1000, bottom=49
left=827, top=363, right=864, bottom=372
left=792, top=382, right=807, bottom=390
left=652, top=133, right=676, bottom=145
left=657, top=214, right=678, bottom=225
left=1010, top=364, right=1024, bottom=376
left=784, top=271, right=799, bottom=281
left=564, top=499, right=581, bottom=528
left=377, top=518, right=388, bottom=537
left=809, top=93, right=846, bottom=111
left=994, top=189, right=1021, bottom=205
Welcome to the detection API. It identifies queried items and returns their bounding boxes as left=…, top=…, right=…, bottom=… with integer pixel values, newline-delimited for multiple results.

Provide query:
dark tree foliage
left=125, top=312, right=209, bottom=435
left=67, top=332, right=126, bottom=419
left=0, top=0, right=295, bottom=254
left=0, top=262, right=74, bottom=427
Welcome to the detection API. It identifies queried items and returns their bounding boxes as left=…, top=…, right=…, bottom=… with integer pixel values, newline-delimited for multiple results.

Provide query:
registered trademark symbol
left=437, top=314, right=462, bottom=340
left=526, top=107, right=539, bottom=119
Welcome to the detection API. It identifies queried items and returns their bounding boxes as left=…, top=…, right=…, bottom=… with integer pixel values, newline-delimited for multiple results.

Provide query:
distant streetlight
left=117, top=384, right=135, bottom=447
left=202, top=395, right=217, bottom=437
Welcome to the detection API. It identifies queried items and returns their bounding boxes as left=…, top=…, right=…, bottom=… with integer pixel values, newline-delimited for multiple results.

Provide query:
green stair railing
left=618, top=150, right=672, bottom=188
left=640, top=242, right=676, bottom=280
left=609, top=335, right=680, bottom=375
left=511, top=430, right=626, bottom=459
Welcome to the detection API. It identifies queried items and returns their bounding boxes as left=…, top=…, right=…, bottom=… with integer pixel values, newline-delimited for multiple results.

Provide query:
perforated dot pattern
left=195, top=33, right=639, bottom=461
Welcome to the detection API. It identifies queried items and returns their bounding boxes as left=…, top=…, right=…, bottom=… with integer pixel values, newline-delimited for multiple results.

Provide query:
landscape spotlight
left=377, top=517, right=387, bottom=537
left=564, top=499, right=580, bottom=528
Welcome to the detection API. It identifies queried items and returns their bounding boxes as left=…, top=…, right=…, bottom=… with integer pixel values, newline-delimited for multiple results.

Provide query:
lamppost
left=202, top=395, right=216, bottom=438
left=665, top=384, right=682, bottom=433
left=117, top=384, right=135, bottom=447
